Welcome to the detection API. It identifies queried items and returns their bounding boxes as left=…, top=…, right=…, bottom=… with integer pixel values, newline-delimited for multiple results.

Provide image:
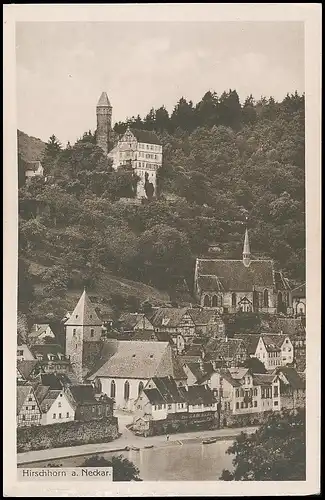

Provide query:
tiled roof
left=129, top=128, right=162, bottom=146
left=143, top=388, right=166, bottom=405
left=228, top=367, right=250, bottom=380
left=30, top=344, right=67, bottom=361
left=196, top=259, right=275, bottom=291
left=148, top=307, right=190, bottom=328
left=263, top=317, right=305, bottom=337
left=133, top=330, right=160, bottom=341
left=180, top=385, right=216, bottom=405
left=205, top=338, right=246, bottom=359
left=68, top=384, right=99, bottom=404
left=233, top=334, right=260, bottom=355
left=17, top=385, right=33, bottom=414
left=17, top=360, right=40, bottom=380
left=151, top=376, right=187, bottom=403
left=118, top=313, right=148, bottom=330
left=65, top=290, right=102, bottom=326
left=88, top=341, right=171, bottom=380
left=30, top=324, right=52, bottom=337
left=253, top=373, right=275, bottom=386
left=291, top=283, right=306, bottom=298
left=188, top=308, right=220, bottom=326
left=262, top=335, right=284, bottom=352
left=275, top=367, right=305, bottom=390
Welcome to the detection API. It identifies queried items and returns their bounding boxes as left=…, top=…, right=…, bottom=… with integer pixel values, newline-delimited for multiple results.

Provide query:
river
left=18, top=440, right=234, bottom=481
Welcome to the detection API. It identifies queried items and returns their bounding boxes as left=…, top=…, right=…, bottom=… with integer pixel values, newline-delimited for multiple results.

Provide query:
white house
left=17, top=342, right=35, bottom=362
left=87, top=340, right=187, bottom=411
left=35, top=386, right=75, bottom=425
left=24, top=161, right=44, bottom=183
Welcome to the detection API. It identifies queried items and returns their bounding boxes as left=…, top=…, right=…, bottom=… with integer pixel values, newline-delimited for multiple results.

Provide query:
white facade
left=25, top=162, right=44, bottom=182
left=41, top=391, right=75, bottom=426
left=108, top=127, right=163, bottom=199
left=98, top=377, right=149, bottom=411
left=17, top=344, right=35, bottom=361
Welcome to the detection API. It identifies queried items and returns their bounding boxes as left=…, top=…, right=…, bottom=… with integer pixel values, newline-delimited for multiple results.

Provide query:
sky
left=16, top=21, right=304, bottom=145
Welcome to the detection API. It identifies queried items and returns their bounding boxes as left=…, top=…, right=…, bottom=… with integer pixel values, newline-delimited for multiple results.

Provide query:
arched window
left=212, top=295, right=218, bottom=308
left=263, top=289, right=269, bottom=308
left=203, top=295, right=211, bottom=307
left=110, top=380, right=116, bottom=399
left=277, top=291, right=284, bottom=313
left=138, top=381, right=144, bottom=396
left=231, top=293, right=237, bottom=307
left=124, top=380, right=130, bottom=401
left=218, top=294, right=223, bottom=307
left=253, top=290, right=259, bottom=311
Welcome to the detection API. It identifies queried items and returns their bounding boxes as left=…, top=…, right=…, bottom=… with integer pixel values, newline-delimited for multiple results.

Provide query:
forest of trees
left=18, top=89, right=305, bottom=322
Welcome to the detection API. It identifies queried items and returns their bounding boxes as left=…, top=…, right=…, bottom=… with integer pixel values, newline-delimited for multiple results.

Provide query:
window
left=232, top=293, right=236, bottom=307
left=31, top=405, right=35, bottom=410
left=168, top=404, right=172, bottom=410
left=59, top=413, right=62, bottom=419
left=90, top=315, right=92, bottom=319
left=138, top=381, right=144, bottom=396
left=28, top=397, right=33, bottom=402
left=22, top=415, right=26, bottom=421
left=76, top=314, right=78, bottom=319
left=158, top=404, right=162, bottom=410
left=240, top=402, right=244, bottom=408
left=203, top=295, right=211, bottom=307
left=25, top=406, right=28, bottom=410
left=263, top=289, right=269, bottom=308
left=254, top=401, right=257, bottom=407
left=53, top=413, right=56, bottom=419
left=274, top=386, right=279, bottom=397
left=124, top=380, right=130, bottom=401
left=92, top=406, right=95, bottom=413
left=235, top=389, right=239, bottom=398
left=17, top=350, right=24, bottom=356
left=236, top=402, right=239, bottom=409
left=58, top=402, right=62, bottom=408
left=73, top=329, right=76, bottom=336
left=90, top=329, right=94, bottom=338
left=274, top=401, right=278, bottom=406
left=66, top=412, right=70, bottom=418
left=212, top=295, right=218, bottom=308
left=253, top=388, right=258, bottom=396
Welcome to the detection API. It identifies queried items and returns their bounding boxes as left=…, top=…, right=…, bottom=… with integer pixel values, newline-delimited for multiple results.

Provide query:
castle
left=96, top=92, right=163, bottom=199
left=194, top=228, right=293, bottom=315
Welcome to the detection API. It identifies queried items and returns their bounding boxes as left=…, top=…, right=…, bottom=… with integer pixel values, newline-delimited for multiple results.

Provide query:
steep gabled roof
left=64, top=290, right=102, bottom=326
left=188, top=308, right=220, bottom=326
left=17, top=360, right=40, bottom=380
left=88, top=341, right=170, bottom=379
left=30, top=343, right=67, bottom=361
left=68, top=384, right=99, bottom=404
left=233, top=334, right=261, bottom=355
left=262, top=335, right=283, bottom=352
left=128, top=128, right=162, bottom=146
left=253, top=373, right=276, bottom=386
left=275, top=367, right=305, bottom=390
left=148, top=307, right=190, bottom=328
left=196, top=259, right=275, bottom=291
left=17, top=385, right=33, bottom=414
left=205, top=338, right=247, bottom=359
left=118, top=313, right=148, bottom=330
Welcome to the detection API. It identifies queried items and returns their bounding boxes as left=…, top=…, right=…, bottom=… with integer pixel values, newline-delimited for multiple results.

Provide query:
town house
left=273, top=366, right=306, bottom=410
left=17, top=385, right=42, bottom=427
left=117, top=312, right=154, bottom=334
left=28, top=323, right=56, bottom=344
left=188, top=308, right=226, bottom=338
left=35, top=385, right=75, bottom=425
left=30, top=344, right=71, bottom=374
left=17, top=333, right=35, bottom=362
left=148, top=307, right=196, bottom=354
left=65, top=385, right=114, bottom=421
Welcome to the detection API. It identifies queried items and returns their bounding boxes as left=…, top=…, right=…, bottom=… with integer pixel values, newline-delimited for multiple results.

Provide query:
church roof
left=128, top=128, right=162, bottom=146
left=97, top=92, right=111, bottom=107
left=196, top=259, right=275, bottom=292
left=65, top=290, right=102, bottom=326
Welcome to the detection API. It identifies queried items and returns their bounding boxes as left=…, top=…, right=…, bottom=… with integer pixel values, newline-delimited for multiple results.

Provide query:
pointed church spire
left=243, top=227, right=251, bottom=268
left=64, top=289, right=102, bottom=326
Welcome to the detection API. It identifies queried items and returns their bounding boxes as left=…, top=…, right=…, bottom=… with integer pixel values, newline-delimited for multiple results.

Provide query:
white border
left=3, top=3, right=321, bottom=496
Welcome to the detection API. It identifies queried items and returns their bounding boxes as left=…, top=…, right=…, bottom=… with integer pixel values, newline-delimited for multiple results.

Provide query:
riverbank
left=17, top=425, right=258, bottom=466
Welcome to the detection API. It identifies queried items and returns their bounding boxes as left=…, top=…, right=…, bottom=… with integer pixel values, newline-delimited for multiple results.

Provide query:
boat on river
left=144, top=444, right=154, bottom=449
left=202, top=438, right=217, bottom=445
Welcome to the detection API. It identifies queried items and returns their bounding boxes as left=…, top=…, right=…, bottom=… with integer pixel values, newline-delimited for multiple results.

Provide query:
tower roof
left=243, top=228, right=250, bottom=256
left=97, top=92, right=111, bottom=107
left=65, top=290, right=102, bottom=326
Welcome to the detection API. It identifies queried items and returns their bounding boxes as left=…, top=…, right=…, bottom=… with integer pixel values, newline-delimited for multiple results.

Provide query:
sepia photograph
left=3, top=3, right=321, bottom=497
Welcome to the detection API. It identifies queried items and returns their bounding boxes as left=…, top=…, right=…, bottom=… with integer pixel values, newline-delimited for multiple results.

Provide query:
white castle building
left=96, top=92, right=163, bottom=199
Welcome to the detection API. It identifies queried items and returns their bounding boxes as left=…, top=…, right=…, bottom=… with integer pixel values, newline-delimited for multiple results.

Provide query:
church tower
left=242, top=228, right=251, bottom=268
left=65, top=289, right=102, bottom=382
left=96, top=92, right=112, bottom=154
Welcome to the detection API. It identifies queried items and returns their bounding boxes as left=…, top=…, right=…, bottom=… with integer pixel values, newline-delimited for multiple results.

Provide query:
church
left=95, top=91, right=163, bottom=199
left=194, top=229, right=293, bottom=315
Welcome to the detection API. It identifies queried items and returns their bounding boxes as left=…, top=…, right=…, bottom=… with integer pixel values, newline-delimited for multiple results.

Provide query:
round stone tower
left=96, top=91, right=112, bottom=154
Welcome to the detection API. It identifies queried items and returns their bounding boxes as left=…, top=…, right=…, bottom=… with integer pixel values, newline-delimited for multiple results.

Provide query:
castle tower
left=242, top=228, right=251, bottom=268
left=65, top=289, right=102, bottom=382
left=96, top=92, right=112, bottom=154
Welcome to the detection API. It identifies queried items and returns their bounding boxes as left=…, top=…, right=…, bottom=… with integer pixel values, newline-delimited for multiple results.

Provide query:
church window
left=219, top=295, right=223, bottom=307
left=124, top=381, right=130, bottom=401
left=203, top=295, right=211, bottom=307
left=212, top=295, right=218, bottom=308
left=110, top=380, right=116, bottom=399
left=90, top=329, right=94, bottom=338
left=263, top=289, right=269, bottom=307
left=138, top=381, right=144, bottom=396
left=232, top=293, right=236, bottom=307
